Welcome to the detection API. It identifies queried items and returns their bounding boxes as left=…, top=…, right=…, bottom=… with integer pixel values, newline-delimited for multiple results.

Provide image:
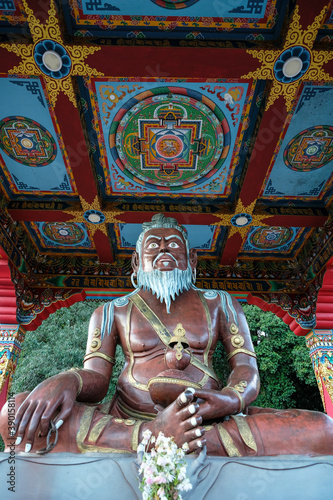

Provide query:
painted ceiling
left=0, top=0, right=332, bottom=331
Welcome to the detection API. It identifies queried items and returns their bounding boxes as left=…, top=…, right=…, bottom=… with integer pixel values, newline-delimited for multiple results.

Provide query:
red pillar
left=0, top=247, right=23, bottom=409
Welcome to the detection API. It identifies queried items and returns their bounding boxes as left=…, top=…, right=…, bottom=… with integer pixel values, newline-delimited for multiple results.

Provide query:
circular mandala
left=34, top=40, right=71, bottom=79
left=274, top=46, right=310, bottom=83
left=0, top=116, right=57, bottom=166
left=231, top=213, right=252, bottom=227
left=42, top=222, right=85, bottom=246
left=151, top=0, right=199, bottom=8
left=83, top=209, right=105, bottom=225
left=109, top=87, right=230, bottom=190
left=284, top=126, right=333, bottom=172
left=250, top=227, right=293, bottom=250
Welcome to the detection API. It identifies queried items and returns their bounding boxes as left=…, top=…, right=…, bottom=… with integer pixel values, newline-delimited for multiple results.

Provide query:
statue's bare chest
left=119, top=295, right=218, bottom=354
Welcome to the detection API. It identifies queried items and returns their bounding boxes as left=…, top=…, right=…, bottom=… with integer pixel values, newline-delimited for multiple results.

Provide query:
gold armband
left=222, top=386, right=245, bottom=413
left=226, top=348, right=257, bottom=361
left=67, top=368, right=83, bottom=397
left=83, top=351, right=116, bottom=365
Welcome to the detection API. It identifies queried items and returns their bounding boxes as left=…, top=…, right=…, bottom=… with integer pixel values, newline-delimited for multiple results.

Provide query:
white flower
left=182, top=442, right=189, bottom=452
left=143, top=429, right=152, bottom=440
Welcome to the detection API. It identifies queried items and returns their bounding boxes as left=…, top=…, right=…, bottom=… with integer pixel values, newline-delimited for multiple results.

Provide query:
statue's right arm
left=13, top=303, right=118, bottom=448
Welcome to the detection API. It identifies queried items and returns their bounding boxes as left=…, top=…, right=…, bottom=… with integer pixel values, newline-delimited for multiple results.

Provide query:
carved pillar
left=0, top=325, right=26, bottom=409
left=306, top=330, right=333, bottom=417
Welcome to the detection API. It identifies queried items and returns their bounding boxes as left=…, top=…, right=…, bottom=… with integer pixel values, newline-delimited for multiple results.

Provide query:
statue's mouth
left=153, top=253, right=178, bottom=268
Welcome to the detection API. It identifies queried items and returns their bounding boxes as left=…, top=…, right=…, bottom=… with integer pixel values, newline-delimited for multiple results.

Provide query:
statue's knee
left=0, top=392, right=30, bottom=429
left=322, top=412, right=333, bottom=432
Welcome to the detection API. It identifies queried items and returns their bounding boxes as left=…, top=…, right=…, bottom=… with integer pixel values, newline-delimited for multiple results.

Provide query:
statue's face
left=140, top=227, right=188, bottom=273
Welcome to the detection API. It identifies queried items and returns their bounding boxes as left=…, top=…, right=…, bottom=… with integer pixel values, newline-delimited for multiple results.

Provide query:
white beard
left=137, top=265, right=193, bottom=314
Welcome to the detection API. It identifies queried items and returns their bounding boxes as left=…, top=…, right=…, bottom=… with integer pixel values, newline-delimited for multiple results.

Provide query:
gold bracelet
left=83, top=352, right=116, bottom=365
left=226, top=348, right=257, bottom=361
left=67, top=368, right=83, bottom=397
left=222, top=386, right=245, bottom=413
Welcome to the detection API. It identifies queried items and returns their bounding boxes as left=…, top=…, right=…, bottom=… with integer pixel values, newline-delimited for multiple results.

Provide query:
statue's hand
left=13, top=372, right=78, bottom=451
left=139, top=389, right=206, bottom=453
left=194, top=388, right=239, bottom=421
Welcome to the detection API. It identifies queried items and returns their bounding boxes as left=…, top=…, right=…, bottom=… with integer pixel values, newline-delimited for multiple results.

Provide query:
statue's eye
left=169, top=242, right=179, bottom=248
left=148, top=242, right=158, bottom=249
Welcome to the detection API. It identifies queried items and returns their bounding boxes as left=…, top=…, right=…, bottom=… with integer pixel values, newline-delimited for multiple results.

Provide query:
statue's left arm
left=195, top=295, right=260, bottom=420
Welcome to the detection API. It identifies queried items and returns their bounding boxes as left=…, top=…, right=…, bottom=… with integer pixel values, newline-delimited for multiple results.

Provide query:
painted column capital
left=306, top=329, right=333, bottom=416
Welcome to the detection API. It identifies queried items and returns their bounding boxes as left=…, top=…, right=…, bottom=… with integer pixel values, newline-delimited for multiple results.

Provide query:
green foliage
left=11, top=300, right=125, bottom=402
left=212, top=340, right=230, bottom=387
left=243, top=304, right=322, bottom=411
left=11, top=301, right=98, bottom=394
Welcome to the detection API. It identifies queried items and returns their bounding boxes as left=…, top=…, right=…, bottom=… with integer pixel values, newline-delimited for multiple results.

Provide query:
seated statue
left=1, top=214, right=333, bottom=457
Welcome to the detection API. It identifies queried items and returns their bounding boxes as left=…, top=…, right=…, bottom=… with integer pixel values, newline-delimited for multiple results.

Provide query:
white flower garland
left=138, top=430, right=193, bottom=500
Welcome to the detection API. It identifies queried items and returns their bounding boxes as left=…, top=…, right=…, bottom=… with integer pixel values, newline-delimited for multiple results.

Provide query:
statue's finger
left=184, top=414, right=203, bottom=431
left=15, top=400, right=37, bottom=443
left=176, top=388, right=194, bottom=408
left=194, top=427, right=205, bottom=438
left=196, top=438, right=208, bottom=452
left=24, top=404, right=47, bottom=452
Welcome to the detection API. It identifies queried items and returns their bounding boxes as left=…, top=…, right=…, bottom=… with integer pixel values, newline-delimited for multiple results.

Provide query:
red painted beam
left=220, top=233, right=243, bottom=266
left=237, top=97, right=288, bottom=206
left=7, top=209, right=72, bottom=222
left=296, top=0, right=331, bottom=27
left=259, top=215, right=328, bottom=227
left=54, top=91, right=99, bottom=203
left=93, top=231, right=114, bottom=263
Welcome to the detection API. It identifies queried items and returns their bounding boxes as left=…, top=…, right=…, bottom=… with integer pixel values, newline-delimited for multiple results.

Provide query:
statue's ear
left=131, top=250, right=139, bottom=274
left=189, top=248, right=197, bottom=270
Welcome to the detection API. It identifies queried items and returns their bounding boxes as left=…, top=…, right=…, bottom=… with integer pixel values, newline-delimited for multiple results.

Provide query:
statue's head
left=131, top=214, right=197, bottom=312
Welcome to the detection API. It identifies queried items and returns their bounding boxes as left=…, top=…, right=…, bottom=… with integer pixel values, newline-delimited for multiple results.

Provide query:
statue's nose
left=160, top=239, right=168, bottom=252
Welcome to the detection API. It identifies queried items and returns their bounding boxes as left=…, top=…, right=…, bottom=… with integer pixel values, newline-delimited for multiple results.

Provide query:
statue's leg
left=1, top=389, right=205, bottom=454
left=247, top=409, right=333, bottom=456
left=204, top=410, right=333, bottom=457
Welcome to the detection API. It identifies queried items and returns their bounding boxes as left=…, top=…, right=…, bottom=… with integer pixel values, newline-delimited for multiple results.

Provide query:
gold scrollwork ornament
left=90, top=338, right=102, bottom=352
left=230, top=323, right=239, bottom=334
left=233, top=380, right=248, bottom=393
left=93, top=327, right=101, bottom=338
left=231, top=335, right=245, bottom=348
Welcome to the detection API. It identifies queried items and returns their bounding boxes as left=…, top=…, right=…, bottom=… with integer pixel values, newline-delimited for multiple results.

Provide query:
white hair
left=137, top=265, right=193, bottom=314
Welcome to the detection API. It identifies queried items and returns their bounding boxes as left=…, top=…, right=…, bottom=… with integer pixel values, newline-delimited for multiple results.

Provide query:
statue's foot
left=140, top=388, right=206, bottom=453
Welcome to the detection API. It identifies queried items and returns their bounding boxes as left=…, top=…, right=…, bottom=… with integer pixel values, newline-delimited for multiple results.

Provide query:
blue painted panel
left=118, top=223, right=216, bottom=250
left=0, top=77, right=73, bottom=194
left=34, top=222, right=93, bottom=249
left=94, top=80, right=249, bottom=196
left=81, top=0, right=269, bottom=18
left=263, top=85, right=333, bottom=199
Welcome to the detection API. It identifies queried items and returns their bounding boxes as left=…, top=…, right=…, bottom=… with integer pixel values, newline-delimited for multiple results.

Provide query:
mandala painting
left=284, top=125, right=333, bottom=172
left=108, top=86, right=231, bottom=191
left=0, top=116, right=57, bottom=167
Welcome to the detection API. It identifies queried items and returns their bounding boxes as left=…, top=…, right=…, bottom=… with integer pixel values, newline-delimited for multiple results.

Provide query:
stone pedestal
left=0, top=452, right=332, bottom=500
